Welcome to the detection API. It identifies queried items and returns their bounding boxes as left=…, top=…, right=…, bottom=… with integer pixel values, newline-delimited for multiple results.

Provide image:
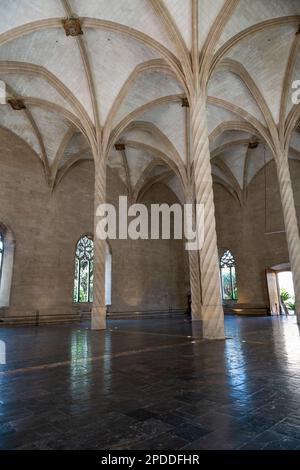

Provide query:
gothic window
left=73, top=237, right=112, bottom=306
left=0, top=231, right=3, bottom=286
left=220, top=250, right=237, bottom=301
left=0, top=223, right=15, bottom=308
left=73, top=236, right=94, bottom=303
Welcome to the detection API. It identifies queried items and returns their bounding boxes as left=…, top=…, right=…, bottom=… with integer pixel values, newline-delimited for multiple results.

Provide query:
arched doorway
left=267, top=263, right=295, bottom=316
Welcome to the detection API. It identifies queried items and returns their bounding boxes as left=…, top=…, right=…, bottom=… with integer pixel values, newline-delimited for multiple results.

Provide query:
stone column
left=91, top=153, right=107, bottom=330
left=276, top=151, right=300, bottom=324
left=185, top=192, right=202, bottom=322
left=191, top=92, right=224, bottom=339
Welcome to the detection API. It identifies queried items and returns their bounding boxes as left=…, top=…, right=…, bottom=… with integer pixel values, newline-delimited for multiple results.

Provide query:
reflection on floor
left=0, top=315, right=300, bottom=450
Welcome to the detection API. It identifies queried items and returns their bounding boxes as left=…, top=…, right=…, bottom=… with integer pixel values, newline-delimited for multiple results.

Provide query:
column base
left=91, top=306, right=106, bottom=330
left=201, top=304, right=225, bottom=340
left=191, top=319, right=203, bottom=339
left=192, top=309, right=202, bottom=323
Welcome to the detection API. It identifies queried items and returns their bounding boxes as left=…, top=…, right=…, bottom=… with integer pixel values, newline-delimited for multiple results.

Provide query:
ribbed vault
left=0, top=0, right=299, bottom=201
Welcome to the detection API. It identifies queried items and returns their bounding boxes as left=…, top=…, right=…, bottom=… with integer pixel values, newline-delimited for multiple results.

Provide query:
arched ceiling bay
left=0, top=0, right=299, bottom=200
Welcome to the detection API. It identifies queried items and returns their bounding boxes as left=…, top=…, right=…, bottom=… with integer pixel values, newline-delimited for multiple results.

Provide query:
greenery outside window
left=73, top=236, right=94, bottom=303
left=220, top=249, right=237, bottom=301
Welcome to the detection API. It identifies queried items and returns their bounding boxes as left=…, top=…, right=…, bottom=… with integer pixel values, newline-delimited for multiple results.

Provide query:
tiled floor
left=0, top=315, right=300, bottom=449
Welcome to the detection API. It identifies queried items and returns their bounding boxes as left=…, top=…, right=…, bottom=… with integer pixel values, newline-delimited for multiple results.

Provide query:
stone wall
left=0, top=128, right=186, bottom=323
left=0, top=128, right=94, bottom=322
left=214, top=158, right=300, bottom=313
left=2, top=126, right=300, bottom=323
left=107, top=168, right=187, bottom=313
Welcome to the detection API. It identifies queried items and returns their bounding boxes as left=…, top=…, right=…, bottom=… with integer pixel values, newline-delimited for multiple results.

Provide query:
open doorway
left=277, top=271, right=295, bottom=315
left=266, top=264, right=295, bottom=316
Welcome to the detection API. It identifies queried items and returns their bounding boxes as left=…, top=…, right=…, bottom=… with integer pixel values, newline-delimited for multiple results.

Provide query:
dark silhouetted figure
left=186, top=292, right=192, bottom=322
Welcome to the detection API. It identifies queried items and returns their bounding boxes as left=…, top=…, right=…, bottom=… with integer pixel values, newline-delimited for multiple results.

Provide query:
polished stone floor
left=0, top=315, right=300, bottom=450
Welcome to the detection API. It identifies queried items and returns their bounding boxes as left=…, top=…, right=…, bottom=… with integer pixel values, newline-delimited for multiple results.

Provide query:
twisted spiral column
left=91, top=153, right=107, bottom=330
left=191, top=93, right=224, bottom=339
left=185, top=192, right=202, bottom=321
left=276, top=152, right=300, bottom=324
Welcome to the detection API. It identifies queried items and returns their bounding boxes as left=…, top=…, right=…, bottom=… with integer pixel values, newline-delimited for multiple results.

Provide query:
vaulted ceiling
left=0, top=0, right=300, bottom=205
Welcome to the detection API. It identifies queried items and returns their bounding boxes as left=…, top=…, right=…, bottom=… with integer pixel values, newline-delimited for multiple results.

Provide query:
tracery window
left=73, top=237, right=112, bottom=305
left=0, top=223, right=15, bottom=308
left=73, top=236, right=94, bottom=303
left=0, top=231, right=4, bottom=286
left=220, top=250, right=237, bottom=301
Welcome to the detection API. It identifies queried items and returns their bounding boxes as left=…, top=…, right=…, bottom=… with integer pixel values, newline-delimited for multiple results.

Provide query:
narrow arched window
left=73, top=237, right=112, bottom=305
left=0, top=231, right=4, bottom=286
left=73, top=236, right=94, bottom=303
left=220, top=250, right=237, bottom=301
left=0, top=223, right=15, bottom=308
left=105, top=243, right=112, bottom=306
